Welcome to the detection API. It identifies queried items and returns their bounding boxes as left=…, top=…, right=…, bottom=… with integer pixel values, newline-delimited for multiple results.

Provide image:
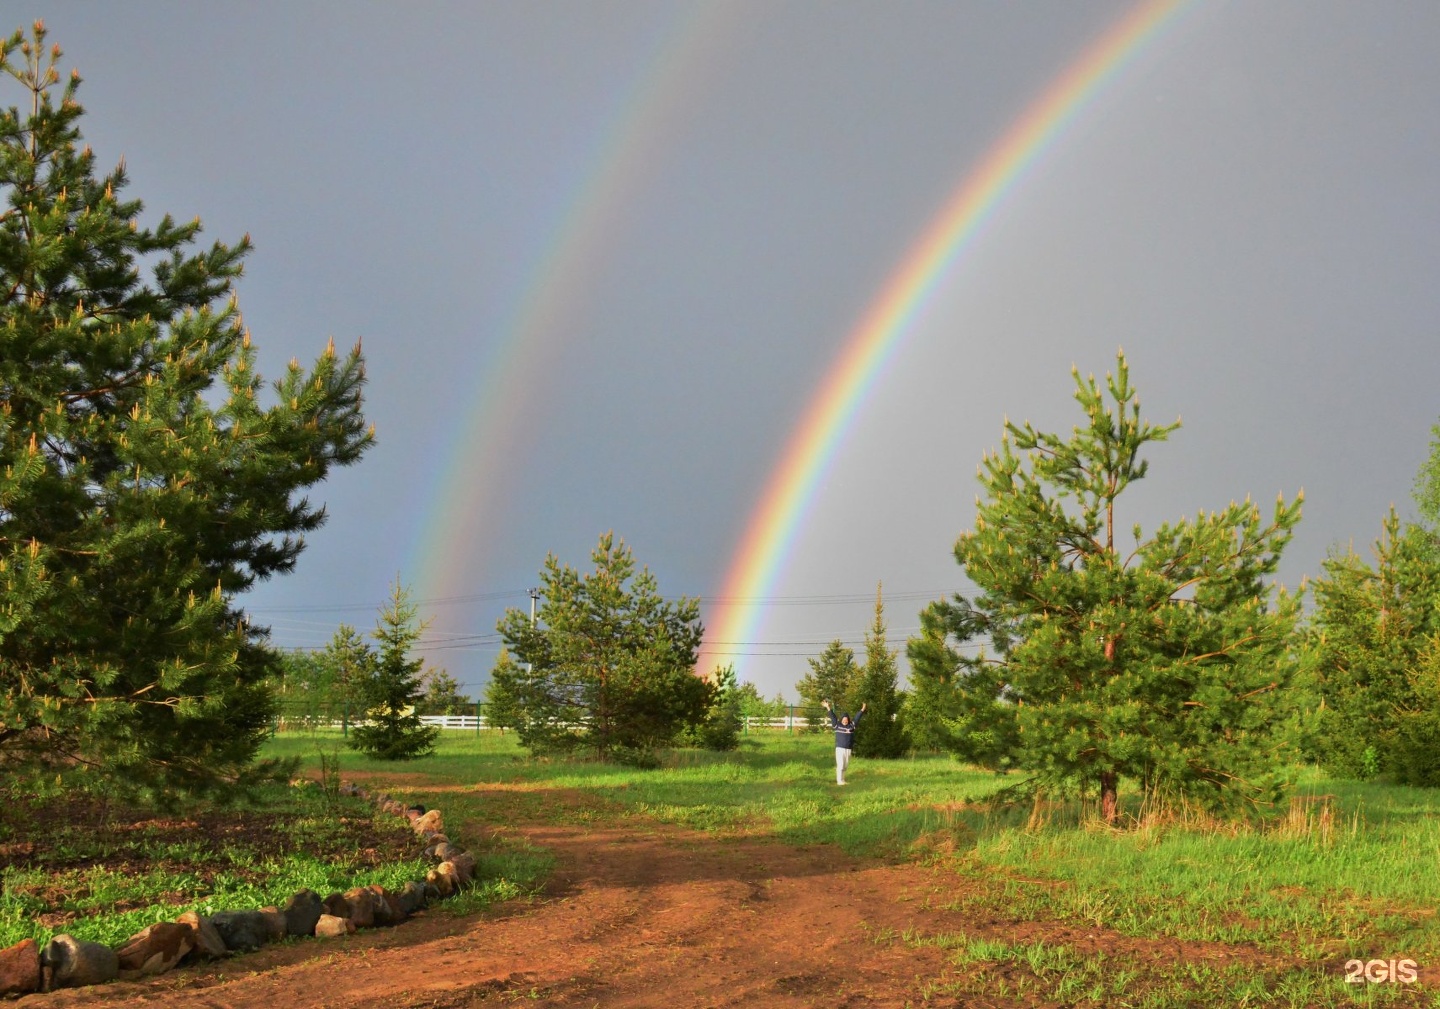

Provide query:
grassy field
left=266, top=728, right=1440, bottom=1006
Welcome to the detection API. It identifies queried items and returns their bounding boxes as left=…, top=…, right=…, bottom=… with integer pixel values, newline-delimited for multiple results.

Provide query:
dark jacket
left=829, top=708, right=864, bottom=749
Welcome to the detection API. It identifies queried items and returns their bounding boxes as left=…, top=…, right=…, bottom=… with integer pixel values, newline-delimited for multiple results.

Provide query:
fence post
left=342, top=697, right=349, bottom=737
left=476, top=700, right=482, bottom=738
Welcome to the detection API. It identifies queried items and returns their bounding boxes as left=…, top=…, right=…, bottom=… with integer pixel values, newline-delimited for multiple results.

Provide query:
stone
left=341, top=887, right=376, bottom=929
left=420, top=830, right=448, bottom=846
left=412, top=809, right=443, bottom=834
left=362, top=885, right=402, bottom=926
left=405, top=803, right=427, bottom=816
left=282, top=889, right=324, bottom=937
left=257, top=906, right=287, bottom=943
left=425, top=866, right=455, bottom=899
left=323, top=892, right=348, bottom=918
left=423, top=882, right=442, bottom=902
left=176, top=912, right=227, bottom=959
left=437, top=860, right=466, bottom=890
left=116, top=921, right=194, bottom=977
left=313, top=914, right=353, bottom=938
left=210, top=910, right=270, bottom=952
left=427, top=841, right=460, bottom=863
left=450, top=851, right=476, bottom=887
left=397, top=881, right=427, bottom=915
left=0, top=938, right=40, bottom=996
left=42, top=934, right=119, bottom=989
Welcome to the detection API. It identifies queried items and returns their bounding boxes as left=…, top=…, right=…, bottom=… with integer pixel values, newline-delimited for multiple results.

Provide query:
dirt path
left=26, top=790, right=1279, bottom=1009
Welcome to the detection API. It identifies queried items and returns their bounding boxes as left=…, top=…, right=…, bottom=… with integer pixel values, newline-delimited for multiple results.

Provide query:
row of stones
left=0, top=781, right=477, bottom=998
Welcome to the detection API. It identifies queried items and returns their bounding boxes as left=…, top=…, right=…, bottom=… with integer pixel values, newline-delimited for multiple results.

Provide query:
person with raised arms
left=823, top=699, right=866, bottom=785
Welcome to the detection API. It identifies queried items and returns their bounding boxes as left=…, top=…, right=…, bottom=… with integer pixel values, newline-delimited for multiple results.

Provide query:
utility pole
left=528, top=587, right=540, bottom=628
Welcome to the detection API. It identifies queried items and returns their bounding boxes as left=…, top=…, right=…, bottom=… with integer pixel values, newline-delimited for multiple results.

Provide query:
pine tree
left=1310, top=508, right=1440, bottom=781
left=686, top=663, right=741, bottom=751
left=484, top=649, right=524, bottom=734
left=796, top=640, right=860, bottom=732
left=0, top=25, right=372, bottom=797
left=950, top=352, right=1301, bottom=822
left=416, top=667, right=472, bottom=716
left=853, top=584, right=909, bottom=757
left=348, top=579, right=438, bottom=761
left=496, top=533, right=711, bottom=762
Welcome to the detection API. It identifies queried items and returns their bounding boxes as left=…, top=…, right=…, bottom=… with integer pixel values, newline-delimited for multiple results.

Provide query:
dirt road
left=27, top=789, right=1276, bottom=1009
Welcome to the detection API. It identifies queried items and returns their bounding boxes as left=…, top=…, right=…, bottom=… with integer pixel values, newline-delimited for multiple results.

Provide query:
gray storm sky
left=28, top=2, right=1440, bottom=698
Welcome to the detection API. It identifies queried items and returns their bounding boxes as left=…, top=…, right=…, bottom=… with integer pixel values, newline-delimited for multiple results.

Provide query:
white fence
left=278, top=714, right=825, bottom=732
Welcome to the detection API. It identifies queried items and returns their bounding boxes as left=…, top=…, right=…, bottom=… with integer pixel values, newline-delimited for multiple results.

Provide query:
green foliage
left=947, top=352, right=1302, bottom=819
left=685, top=663, right=741, bottom=751
left=0, top=25, right=372, bottom=799
left=348, top=579, right=439, bottom=761
left=273, top=623, right=375, bottom=728
left=734, top=681, right=789, bottom=722
left=416, top=666, right=472, bottom=716
left=852, top=585, right=909, bottom=758
left=483, top=649, right=524, bottom=733
left=496, top=532, right=712, bottom=760
left=1309, top=509, right=1440, bottom=783
left=1414, top=419, right=1440, bottom=529
left=796, top=639, right=860, bottom=731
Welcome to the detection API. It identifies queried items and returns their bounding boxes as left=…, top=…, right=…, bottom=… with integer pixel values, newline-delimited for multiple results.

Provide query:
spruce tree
left=348, top=579, right=438, bottom=761
left=796, top=640, right=860, bottom=731
left=853, top=584, right=909, bottom=757
left=950, top=352, right=1301, bottom=822
left=0, top=25, right=372, bottom=797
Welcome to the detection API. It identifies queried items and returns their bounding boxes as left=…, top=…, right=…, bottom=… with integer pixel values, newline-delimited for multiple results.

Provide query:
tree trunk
left=1100, top=771, right=1119, bottom=825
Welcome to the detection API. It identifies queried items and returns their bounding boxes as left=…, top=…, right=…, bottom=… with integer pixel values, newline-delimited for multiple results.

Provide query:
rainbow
left=702, top=0, right=1188, bottom=676
left=410, top=6, right=739, bottom=608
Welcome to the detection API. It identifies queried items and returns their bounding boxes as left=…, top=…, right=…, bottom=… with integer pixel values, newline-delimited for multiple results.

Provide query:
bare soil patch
left=26, top=783, right=1299, bottom=1009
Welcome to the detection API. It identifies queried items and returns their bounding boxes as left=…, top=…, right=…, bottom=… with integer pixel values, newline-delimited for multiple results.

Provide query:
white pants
left=836, top=746, right=852, bottom=784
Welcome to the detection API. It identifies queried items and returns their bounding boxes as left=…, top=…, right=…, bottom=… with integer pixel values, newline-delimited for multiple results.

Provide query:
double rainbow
left=702, top=0, right=1187, bottom=675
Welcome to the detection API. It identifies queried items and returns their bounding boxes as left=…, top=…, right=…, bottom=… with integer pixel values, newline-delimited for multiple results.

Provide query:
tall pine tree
left=853, top=584, right=909, bottom=758
left=949, top=352, right=1301, bottom=822
left=0, top=25, right=372, bottom=797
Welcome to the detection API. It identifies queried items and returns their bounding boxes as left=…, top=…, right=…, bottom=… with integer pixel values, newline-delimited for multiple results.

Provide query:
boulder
left=314, top=914, right=353, bottom=938
left=323, top=892, right=349, bottom=918
left=257, top=906, right=287, bottom=943
left=449, top=851, right=477, bottom=887
left=421, top=831, right=448, bottom=847
left=427, top=841, right=461, bottom=863
left=42, top=934, right=119, bottom=990
left=210, top=910, right=270, bottom=952
left=405, top=803, right=427, bottom=816
left=437, top=859, right=467, bottom=890
left=176, top=912, right=227, bottom=959
left=397, top=881, right=427, bottom=915
left=425, top=866, right=455, bottom=899
left=340, top=887, right=376, bottom=929
left=0, top=938, right=40, bottom=996
left=282, top=889, right=325, bottom=937
left=412, top=809, right=443, bottom=834
left=116, top=921, right=194, bottom=977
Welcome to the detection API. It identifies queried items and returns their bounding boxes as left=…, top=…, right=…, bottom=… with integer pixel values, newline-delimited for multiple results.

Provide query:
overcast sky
left=31, top=2, right=1440, bottom=698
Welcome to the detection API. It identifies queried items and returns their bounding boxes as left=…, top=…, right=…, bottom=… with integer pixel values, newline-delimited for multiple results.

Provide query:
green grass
left=266, top=728, right=1440, bottom=1001
left=0, top=770, right=550, bottom=950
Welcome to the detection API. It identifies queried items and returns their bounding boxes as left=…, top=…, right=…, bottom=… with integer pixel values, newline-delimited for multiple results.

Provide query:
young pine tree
left=484, top=649, right=525, bottom=735
left=853, top=584, right=909, bottom=758
left=950, top=352, right=1301, bottom=822
left=796, top=640, right=860, bottom=732
left=348, top=580, right=439, bottom=761
left=0, top=26, right=372, bottom=797
left=496, top=533, right=711, bottom=761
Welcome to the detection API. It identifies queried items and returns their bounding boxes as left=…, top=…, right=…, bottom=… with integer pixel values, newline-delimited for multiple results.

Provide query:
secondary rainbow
left=703, top=0, right=1188, bottom=675
left=409, top=7, right=738, bottom=611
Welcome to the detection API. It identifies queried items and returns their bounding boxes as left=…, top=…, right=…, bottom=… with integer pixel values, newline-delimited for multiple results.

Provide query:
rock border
left=0, top=780, right=479, bottom=997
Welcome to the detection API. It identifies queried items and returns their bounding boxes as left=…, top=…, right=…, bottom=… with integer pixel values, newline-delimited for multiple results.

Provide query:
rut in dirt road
left=29, top=803, right=1283, bottom=1009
